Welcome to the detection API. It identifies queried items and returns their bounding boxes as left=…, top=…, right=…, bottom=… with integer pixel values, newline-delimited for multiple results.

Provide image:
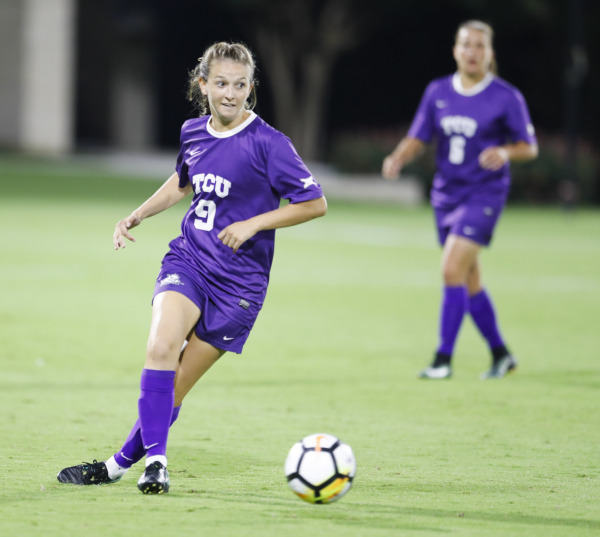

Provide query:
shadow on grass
left=193, top=490, right=600, bottom=531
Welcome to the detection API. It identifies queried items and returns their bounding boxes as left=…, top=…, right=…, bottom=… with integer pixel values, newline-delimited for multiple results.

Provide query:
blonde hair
left=455, top=20, right=498, bottom=75
left=187, top=42, right=258, bottom=115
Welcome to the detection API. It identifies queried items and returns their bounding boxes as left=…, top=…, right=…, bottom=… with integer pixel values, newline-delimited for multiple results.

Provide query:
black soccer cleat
left=137, top=461, right=170, bottom=494
left=481, top=355, right=518, bottom=379
left=57, top=460, right=121, bottom=485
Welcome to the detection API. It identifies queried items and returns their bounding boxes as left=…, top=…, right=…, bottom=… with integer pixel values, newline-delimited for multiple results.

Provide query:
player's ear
left=199, top=77, right=208, bottom=96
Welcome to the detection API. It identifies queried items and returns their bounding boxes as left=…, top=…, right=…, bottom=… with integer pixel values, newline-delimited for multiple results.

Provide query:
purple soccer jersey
left=408, top=73, right=537, bottom=209
left=166, top=111, right=323, bottom=327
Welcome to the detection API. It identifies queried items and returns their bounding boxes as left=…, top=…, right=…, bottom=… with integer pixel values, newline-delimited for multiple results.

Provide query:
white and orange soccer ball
left=284, top=433, right=356, bottom=504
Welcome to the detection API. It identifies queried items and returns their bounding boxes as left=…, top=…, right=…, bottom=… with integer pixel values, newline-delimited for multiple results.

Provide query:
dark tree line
left=80, top=0, right=599, bottom=166
left=222, top=0, right=597, bottom=162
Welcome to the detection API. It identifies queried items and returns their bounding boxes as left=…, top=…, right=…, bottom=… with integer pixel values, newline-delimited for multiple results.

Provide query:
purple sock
left=469, top=289, right=505, bottom=349
left=437, top=285, right=468, bottom=356
left=137, top=369, right=175, bottom=460
left=114, top=406, right=181, bottom=468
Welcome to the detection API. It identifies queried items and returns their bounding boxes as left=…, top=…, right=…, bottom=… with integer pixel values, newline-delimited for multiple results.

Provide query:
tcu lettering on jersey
left=440, top=115, right=478, bottom=137
left=192, top=173, right=232, bottom=199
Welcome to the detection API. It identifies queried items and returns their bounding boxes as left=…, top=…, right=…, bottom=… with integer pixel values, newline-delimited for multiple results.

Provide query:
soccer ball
left=284, top=433, right=356, bottom=504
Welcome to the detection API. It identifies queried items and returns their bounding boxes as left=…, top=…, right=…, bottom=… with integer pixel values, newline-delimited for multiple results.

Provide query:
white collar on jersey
left=206, top=110, right=258, bottom=138
left=452, top=72, right=494, bottom=96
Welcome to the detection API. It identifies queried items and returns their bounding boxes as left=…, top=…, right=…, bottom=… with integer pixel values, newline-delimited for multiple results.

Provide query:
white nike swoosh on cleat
left=144, top=443, right=159, bottom=450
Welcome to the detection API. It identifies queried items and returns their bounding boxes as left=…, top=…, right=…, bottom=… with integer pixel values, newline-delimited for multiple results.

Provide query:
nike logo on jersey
left=144, top=443, right=159, bottom=450
left=300, top=176, right=318, bottom=189
left=190, top=148, right=207, bottom=157
left=223, top=336, right=235, bottom=341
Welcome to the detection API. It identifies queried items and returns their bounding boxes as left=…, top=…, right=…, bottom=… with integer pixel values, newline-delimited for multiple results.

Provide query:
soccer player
left=57, top=42, right=327, bottom=493
left=382, top=20, right=538, bottom=379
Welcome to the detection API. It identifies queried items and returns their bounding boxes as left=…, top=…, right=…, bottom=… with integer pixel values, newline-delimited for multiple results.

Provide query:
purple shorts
left=434, top=203, right=503, bottom=246
left=153, top=268, right=251, bottom=354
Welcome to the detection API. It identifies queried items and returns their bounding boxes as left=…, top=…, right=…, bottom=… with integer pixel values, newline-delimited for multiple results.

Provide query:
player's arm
left=479, top=141, right=539, bottom=171
left=382, top=137, right=426, bottom=180
left=113, top=172, right=193, bottom=250
left=218, top=196, right=327, bottom=254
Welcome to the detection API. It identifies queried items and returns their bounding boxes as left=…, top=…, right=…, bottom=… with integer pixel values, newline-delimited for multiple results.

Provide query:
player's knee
left=442, top=263, right=466, bottom=286
left=146, top=338, right=180, bottom=367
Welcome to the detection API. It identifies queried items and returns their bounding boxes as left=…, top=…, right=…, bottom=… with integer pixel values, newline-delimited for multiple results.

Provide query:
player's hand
left=382, top=155, right=401, bottom=180
left=113, top=212, right=142, bottom=250
left=218, top=220, right=259, bottom=254
left=479, top=147, right=509, bottom=171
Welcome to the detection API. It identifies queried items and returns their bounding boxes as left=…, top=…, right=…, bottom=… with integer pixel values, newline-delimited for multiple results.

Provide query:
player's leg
left=107, top=338, right=195, bottom=478
left=57, top=281, right=241, bottom=488
left=57, top=272, right=202, bottom=489
left=467, top=262, right=517, bottom=379
left=420, top=234, right=479, bottom=379
left=107, top=409, right=182, bottom=475
left=105, top=335, right=222, bottom=480
left=112, top=335, right=222, bottom=467
left=116, top=334, right=222, bottom=462
left=136, top=290, right=200, bottom=493
left=174, top=333, right=225, bottom=406
left=59, top=335, right=221, bottom=486
left=56, top=303, right=196, bottom=487
left=138, top=298, right=246, bottom=492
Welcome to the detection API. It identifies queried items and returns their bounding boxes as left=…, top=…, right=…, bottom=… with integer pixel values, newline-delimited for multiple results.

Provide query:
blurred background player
left=382, top=20, right=538, bottom=379
left=57, top=42, right=326, bottom=492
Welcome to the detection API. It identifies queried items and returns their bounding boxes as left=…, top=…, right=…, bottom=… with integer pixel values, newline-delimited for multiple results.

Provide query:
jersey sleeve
left=175, top=124, right=190, bottom=187
left=266, top=135, right=324, bottom=204
left=504, top=88, right=537, bottom=145
left=407, top=81, right=437, bottom=143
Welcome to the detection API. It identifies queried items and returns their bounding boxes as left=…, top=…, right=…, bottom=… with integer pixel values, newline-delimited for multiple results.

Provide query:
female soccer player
left=57, top=42, right=327, bottom=493
left=382, top=20, right=538, bottom=380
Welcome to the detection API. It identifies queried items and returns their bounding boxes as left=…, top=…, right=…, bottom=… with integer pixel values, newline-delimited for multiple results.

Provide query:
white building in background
left=0, top=0, right=76, bottom=155
left=0, top=0, right=157, bottom=155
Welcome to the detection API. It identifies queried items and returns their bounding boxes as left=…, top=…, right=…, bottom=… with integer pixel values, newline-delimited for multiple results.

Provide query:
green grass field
left=1, top=158, right=599, bottom=536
